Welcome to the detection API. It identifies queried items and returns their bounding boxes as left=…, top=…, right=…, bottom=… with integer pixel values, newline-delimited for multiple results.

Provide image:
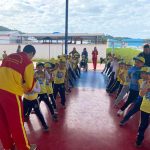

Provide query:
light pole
left=65, top=0, right=69, bottom=54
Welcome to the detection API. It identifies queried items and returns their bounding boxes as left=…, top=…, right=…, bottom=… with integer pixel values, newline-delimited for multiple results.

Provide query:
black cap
left=143, top=44, right=149, bottom=49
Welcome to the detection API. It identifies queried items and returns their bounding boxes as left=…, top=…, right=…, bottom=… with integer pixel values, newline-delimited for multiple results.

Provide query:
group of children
left=102, top=51, right=150, bottom=147
left=23, top=53, right=81, bottom=131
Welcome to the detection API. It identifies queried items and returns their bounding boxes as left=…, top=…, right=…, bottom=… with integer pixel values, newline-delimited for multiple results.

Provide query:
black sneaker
left=52, top=114, right=58, bottom=121
left=61, top=104, right=66, bottom=109
left=30, top=144, right=37, bottom=150
left=119, top=119, right=127, bottom=126
left=135, top=141, right=142, bottom=148
left=24, top=116, right=29, bottom=122
left=135, top=135, right=143, bottom=148
left=43, top=125, right=49, bottom=132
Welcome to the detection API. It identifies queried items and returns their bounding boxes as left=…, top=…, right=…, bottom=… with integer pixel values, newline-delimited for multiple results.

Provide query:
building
left=0, top=32, right=107, bottom=60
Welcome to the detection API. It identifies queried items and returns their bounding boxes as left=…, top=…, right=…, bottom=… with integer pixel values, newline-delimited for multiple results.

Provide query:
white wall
left=0, top=43, right=107, bottom=61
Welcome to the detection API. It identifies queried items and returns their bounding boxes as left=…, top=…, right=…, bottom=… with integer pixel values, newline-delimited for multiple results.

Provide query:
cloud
left=0, top=0, right=150, bottom=38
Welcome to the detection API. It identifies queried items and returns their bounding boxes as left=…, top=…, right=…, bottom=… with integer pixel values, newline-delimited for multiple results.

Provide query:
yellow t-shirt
left=140, top=81, right=150, bottom=113
left=123, top=70, right=130, bottom=86
left=139, top=79, right=144, bottom=97
left=117, top=68, right=124, bottom=84
left=140, top=96, right=150, bottom=113
left=24, top=81, right=39, bottom=100
left=119, top=68, right=125, bottom=84
left=39, top=79, right=47, bottom=94
left=46, top=80, right=53, bottom=94
left=54, top=68, right=66, bottom=84
left=35, top=71, right=47, bottom=94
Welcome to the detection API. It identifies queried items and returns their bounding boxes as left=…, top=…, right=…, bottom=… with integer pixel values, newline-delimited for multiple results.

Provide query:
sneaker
left=54, top=109, right=58, bottom=114
left=52, top=114, right=58, bottom=121
left=135, top=135, right=144, bottom=148
left=135, top=141, right=142, bottom=148
left=113, top=103, right=119, bottom=109
left=65, top=91, right=69, bottom=95
left=119, top=119, right=127, bottom=126
left=106, top=89, right=110, bottom=93
left=61, top=104, right=66, bottom=109
left=117, top=109, right=124, bottom=116
left=30, top=144, right=37, bottom=150
left=24, top=116, right=29, bottom=122
left=68, top=88, right=71, bottom=92
left=31, top=110, right=36, bottom=114
left=10, top=143, right=15, bottom=150
left=43, top=125, right=49, bottom=132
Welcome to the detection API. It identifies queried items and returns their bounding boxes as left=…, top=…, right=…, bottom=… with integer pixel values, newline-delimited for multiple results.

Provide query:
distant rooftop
left=0, top=31, right=106, bottom=44
left=19, top=33, right=104, bottom=42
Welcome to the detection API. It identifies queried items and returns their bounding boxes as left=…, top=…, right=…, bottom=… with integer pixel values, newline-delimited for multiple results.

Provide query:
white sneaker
left=30, top=144, right=37, bottom=150
left=117, top=109, right=124, bottom=116
left=54, top=109, right=58, bottom=114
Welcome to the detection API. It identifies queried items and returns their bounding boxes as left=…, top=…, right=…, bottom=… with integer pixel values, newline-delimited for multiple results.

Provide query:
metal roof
left=20, top=33, right=104, bottom=39
left=19, top=33, right=104, bottom=40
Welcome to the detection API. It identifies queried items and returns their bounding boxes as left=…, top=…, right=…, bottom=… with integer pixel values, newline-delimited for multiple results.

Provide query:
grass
left=106, top=48, right=141, bottom=61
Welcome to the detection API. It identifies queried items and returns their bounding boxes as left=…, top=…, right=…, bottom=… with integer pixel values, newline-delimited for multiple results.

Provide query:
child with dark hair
left=53, top=58, right=67, bottom=108
left=117, top=56, right=145, bottom=116
left=44, top=62, right=58, bottom=114
left=35, top=62, right=58, bottom=121
left=113, top=62, right=132, bottom=106
left=135, top=69, right=150, bottom=147
left=107, top=61, right=125, bottom=94
left=23, top=76, right=49, bottom=131
left=119, top=67, right=149, bottom=126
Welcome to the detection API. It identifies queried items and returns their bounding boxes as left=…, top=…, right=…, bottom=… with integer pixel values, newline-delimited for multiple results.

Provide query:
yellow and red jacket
left=0, top=52, right=35, bottom=96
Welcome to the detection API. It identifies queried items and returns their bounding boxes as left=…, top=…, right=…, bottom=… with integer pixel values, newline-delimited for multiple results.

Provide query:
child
left=44, top=62, right=58, bottom=113
left=135, top=68, right=150, bottom=147
left=108, top=61, right=125, bottom=94
left=119, top=67, right=149, bottom=126
left=72, top=55, right=80, bottom=78
left=80, top=55, right=88, bottom=71
left=53, top=58, right=67, bottom=108
left=106, top=56, right=119, bottom=91
left=117, top=56, right=145, bottom=116
left=35, top=62, right=58, bottom=121
left=114, top=61, right=132, bottom=106
left=23, top=75, right=49, bottom=131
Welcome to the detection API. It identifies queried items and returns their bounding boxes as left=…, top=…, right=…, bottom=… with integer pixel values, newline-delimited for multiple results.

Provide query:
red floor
left=1, top=64, right=150, bottom=150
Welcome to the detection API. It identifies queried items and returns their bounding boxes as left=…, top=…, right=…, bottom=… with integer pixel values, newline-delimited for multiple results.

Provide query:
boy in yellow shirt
left=23, top=76, right=49, bottom=131
left=44, top=62, right=58, bottom=113
left=114, top=61, right=132, bottom=106
left=135, top=68, right=150, bottom=147
left=53, top=58, right=67, bottom=108
left=119, top=67, right=149, bottom=125
left=108, top=61, right=125, bottom=94
left=35, top=62, right=58, bottom=121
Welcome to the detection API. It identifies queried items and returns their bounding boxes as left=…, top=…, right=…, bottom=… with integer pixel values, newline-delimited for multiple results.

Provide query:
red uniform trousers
left=0, top=89, right=30, bottom=150
left=92, top=58, right=97, bottom=70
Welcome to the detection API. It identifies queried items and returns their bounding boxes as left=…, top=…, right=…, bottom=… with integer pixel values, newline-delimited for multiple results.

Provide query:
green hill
left=0, top=26, right=12, bottom=31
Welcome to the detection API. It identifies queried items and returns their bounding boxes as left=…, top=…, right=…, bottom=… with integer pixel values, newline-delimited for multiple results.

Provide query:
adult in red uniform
left=0, top=45, right=37, bottom=150
left=92, top=47, right=98, bottom=70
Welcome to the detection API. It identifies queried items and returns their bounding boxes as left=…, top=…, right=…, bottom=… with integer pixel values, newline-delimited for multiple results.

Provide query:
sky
left=0, top=0, right=150, bottom=38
